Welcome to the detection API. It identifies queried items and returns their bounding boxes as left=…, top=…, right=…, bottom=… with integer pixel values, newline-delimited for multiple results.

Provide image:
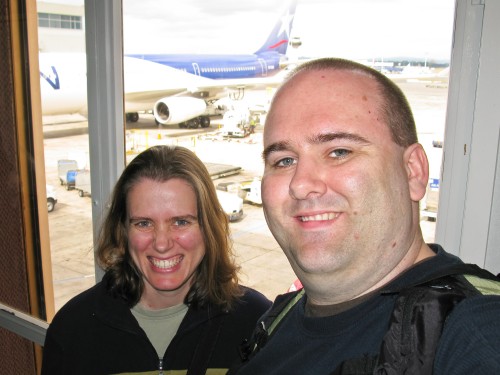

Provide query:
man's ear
left=404, top=143, right=429, bottom=202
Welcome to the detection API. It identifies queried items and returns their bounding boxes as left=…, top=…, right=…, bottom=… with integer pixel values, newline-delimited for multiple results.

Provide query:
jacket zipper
left=158, top=358, right=164, bottom=375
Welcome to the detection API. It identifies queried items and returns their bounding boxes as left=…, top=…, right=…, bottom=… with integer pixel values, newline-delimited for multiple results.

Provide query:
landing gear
left=177, top=116, right=210, bottom=129
left=187, top=118, right=200, bottom=128
left=126, top=112, right=139, bottom=123
left=200, top=116, right=210, bottom=128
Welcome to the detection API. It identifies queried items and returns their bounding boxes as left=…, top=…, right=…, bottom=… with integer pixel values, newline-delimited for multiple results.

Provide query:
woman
left=42, top=145, right=271, bottom=375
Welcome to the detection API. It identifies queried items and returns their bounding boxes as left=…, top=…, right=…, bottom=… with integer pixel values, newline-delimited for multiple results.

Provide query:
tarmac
left=43, top=79, right=444, bottom=313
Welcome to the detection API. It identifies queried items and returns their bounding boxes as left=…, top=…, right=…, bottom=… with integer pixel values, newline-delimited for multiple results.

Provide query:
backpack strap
left=237, top=289, right=304, bottom=363
left=331, top=263, right=499, bottom=375
left=374, top=274, right=475, bottom=374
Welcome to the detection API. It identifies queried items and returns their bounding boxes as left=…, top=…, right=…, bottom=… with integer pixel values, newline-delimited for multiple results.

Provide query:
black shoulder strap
left=331, top=263, right=499, bottom=375
left=236, top=290, right=303, bottom=364
left=382, top=263, right=500, bottom=294
left=374, top=274, right=472, bottom=374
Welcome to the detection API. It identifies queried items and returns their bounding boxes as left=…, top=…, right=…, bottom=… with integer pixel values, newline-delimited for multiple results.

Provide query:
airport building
left=37, top=1, right=85, bottom=52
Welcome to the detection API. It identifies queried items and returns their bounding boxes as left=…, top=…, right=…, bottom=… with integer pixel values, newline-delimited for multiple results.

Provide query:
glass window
left=121, top=0, right=454, bottom=299
left=34, top=0, right=454, bottom=314
left=38, top=12, right=49, bottom=27
left=37, top=12, right=82, bottom=30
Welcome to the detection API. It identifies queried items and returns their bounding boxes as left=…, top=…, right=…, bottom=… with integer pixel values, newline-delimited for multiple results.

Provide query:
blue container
left=66, top=170, right=77, bottom=185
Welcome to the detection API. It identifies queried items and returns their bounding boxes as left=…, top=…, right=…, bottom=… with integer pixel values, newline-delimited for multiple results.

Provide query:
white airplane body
left=39, top=52, right=286, bottom=127
left=39, top=1, right=297, bottom=127
left=39, top=53, right=88, bottom=116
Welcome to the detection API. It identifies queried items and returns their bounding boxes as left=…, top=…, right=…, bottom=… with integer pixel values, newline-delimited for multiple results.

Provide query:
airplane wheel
left=201, top=116, right=210, bottom=128
left=130, top=112, right=139, bottom=122
left=126, top=113, right=139, bottom=122
left=188, top=118, right=200, bottom=128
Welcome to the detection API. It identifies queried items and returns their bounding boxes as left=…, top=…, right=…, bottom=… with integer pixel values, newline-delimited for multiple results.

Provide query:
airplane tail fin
left=254, top=0, right=298, bottom=56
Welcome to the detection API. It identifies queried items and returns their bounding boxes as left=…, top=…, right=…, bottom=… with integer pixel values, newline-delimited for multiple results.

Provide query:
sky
left=48, top=0, right=456, bottom=61
left=122, top=0, right=455, bottom=61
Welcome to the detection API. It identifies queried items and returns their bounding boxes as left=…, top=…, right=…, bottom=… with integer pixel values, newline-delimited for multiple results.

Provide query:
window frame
left=4, top=0, right=500, bottom=345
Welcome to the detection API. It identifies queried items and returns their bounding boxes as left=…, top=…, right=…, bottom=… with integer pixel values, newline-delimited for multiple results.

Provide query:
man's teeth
left=300, top=213, right=338, bottom=222
left=150, top=256, right=182, bottom=269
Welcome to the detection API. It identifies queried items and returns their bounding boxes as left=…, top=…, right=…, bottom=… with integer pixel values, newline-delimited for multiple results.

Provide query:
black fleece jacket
left=41, top=281, right=271, bottom=375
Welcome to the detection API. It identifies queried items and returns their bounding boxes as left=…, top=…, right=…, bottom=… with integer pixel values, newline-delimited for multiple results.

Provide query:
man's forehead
left=270, top=69, right=380, bottom=115
left=266, top=71, right=381, bottom=124
left=286, top=68, right=375, bottom=89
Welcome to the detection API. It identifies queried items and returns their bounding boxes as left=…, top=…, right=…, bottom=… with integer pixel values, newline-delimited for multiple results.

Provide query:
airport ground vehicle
left=46, top=185, right=57, bottom=213
left=216, top=178, right=262, bottom=206
left=220, top=110, right=250, bottom=138
left=216, top=190, right=244, bottom=222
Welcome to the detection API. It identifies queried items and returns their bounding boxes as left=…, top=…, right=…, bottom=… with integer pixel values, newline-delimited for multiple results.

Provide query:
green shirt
left=131, top=303, right=189, bottom=358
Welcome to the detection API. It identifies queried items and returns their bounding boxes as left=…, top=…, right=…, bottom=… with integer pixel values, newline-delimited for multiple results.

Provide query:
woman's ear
left=404, top=143, right=429, bottom=202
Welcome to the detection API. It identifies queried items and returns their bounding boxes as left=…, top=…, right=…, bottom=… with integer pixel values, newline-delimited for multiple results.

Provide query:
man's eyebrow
left=262, top=141, right=290, bottom=162
left=306, top=132, right=369, bottom=145
left=262, top=132, right=369, bottom=162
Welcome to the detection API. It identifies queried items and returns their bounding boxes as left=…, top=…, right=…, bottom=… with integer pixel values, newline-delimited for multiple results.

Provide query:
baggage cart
left=75, top=170, right=91, bottom=197
left=58, top=159, right=78, bottom=188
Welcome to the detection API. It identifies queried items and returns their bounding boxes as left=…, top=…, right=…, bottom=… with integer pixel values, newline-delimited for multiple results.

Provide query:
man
left=229, top=58, right=500, bottom=374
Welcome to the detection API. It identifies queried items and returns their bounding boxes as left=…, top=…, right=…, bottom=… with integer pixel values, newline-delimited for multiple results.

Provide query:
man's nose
left=289, top=159, right=327, bottom=200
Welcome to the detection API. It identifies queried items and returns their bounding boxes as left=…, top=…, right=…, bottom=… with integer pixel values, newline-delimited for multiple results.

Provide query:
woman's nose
left=153, top=226, right=174, bottom=252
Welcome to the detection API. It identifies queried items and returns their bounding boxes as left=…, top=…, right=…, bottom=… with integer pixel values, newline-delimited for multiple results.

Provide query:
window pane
left=37, top=0, right=92, bottom=312
left=35, top=0, right=454, bottom=313
left=122, top=0, right=453, bottom=298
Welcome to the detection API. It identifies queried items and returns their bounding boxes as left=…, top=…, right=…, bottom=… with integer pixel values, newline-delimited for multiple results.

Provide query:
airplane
left=39, top=1, right=298, bottom=128
left=127, top=0, right=298, bottom=80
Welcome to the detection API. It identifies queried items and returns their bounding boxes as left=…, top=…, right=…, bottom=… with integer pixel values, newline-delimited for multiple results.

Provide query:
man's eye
left=275, top=157, right=296, bottom=167
left=330, top=149, right=351, bottom=158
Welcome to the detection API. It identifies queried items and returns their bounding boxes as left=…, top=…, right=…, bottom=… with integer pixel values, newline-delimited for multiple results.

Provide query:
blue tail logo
left=255, top=0, right=298, bottom=55
left=40, top=66, right=60, bottom=90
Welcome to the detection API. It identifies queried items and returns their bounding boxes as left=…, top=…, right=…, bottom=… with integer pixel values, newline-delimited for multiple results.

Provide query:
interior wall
left=0, top=0, right=38, bottom=373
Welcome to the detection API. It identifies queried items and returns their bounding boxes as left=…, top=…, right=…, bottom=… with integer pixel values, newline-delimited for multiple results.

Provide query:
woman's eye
left=131, top=220, right=153, bottom=230
left=174, top=219, right=189, bottom=226
left=276, top=157, right=296, bottom=167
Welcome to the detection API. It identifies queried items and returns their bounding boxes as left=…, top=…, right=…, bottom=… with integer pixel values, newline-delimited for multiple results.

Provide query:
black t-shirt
left=232, top=245, right=500, bottom=374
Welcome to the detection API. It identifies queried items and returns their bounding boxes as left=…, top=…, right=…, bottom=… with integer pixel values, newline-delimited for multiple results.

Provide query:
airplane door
left=257, top=58, right=268, bottom=77
left=192, top=62, right=201, bottom=76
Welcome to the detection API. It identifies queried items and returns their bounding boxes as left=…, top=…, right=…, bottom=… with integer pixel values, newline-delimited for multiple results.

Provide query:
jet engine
left=153, top=96, right=207, bottom=125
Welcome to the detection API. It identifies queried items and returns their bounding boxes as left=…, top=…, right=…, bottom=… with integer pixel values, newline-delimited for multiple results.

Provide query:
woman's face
left=127, top=177, right=205, bottom=309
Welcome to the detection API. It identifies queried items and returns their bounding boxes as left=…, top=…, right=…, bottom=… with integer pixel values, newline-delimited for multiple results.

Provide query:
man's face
left=262, top=69, right=419, bottom=298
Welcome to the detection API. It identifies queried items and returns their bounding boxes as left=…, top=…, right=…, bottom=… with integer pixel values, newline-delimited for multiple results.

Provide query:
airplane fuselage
left=127, top=52, right=284, bottom=79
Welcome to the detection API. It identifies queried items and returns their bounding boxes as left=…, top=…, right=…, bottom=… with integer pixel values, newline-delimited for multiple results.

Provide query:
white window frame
left=435, top=0, right=500, bottom=275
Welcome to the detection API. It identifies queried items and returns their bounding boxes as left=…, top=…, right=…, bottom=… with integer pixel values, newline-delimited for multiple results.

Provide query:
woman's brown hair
left=96, top=145, right=241, bottom=310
